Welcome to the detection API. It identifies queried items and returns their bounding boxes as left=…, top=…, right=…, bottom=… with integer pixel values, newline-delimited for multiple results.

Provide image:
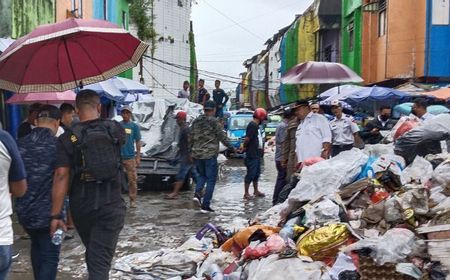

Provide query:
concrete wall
left=362, top=0, right=426, bottom=84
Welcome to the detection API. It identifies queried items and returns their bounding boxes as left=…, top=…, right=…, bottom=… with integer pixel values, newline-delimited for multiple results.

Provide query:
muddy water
left=9, top=155, right=278, bottom=280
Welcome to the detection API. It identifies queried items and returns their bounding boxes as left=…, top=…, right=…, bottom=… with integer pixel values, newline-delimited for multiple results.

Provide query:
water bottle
left=52, top=229, right=65, bottom=245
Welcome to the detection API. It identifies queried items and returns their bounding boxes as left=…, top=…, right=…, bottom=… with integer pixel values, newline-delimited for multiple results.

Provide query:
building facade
left=133, top=0, right=193, bottom=98
left=341, top=0, right=363, bottom=76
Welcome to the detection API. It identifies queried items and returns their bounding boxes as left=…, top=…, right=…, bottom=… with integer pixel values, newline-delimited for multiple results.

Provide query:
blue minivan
left=226, top=110, right=265, bottom=157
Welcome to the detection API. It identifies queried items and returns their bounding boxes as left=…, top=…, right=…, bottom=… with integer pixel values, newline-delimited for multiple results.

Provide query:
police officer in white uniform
left=330, top=101, right=361, bottom=157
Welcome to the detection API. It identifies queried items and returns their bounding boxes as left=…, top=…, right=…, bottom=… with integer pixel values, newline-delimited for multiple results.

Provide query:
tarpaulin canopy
left=84, top=76, right=151, bottom=103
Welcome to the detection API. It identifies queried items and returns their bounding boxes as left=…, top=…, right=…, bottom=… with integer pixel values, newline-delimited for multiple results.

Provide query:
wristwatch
left=50, top=214, right=63, bottom=220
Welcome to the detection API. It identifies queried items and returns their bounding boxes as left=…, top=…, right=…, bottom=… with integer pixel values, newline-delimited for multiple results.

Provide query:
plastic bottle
left=206, top=264, right=224, bottom=280
left=52, top=229, right=65, bottom=246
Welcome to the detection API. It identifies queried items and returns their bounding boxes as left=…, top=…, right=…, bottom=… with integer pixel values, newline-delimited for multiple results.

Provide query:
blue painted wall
left=425, top=0, right=450, bottom=78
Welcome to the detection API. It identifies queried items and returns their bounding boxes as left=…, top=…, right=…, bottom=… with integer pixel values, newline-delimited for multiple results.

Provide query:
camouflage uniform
left=190, top=114, right=233, bottom=209
left=190, top=115, right=233, bottom=159
left=281, top=118, right=299, bottom=178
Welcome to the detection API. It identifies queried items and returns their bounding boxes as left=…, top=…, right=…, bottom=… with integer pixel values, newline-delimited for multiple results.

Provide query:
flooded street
left=9, top=154, right=277, bottom=279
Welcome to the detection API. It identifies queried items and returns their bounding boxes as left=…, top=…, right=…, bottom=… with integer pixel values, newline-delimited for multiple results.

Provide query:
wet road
left=9, top=154, right=277, bottom=279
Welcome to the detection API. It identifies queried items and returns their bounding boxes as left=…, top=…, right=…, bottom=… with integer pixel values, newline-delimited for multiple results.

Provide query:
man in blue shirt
left=17, top=105, right=62, bottom=280
left=0, top=130, right=27, bottom=280
left=120, top=105, right=142, bottom=208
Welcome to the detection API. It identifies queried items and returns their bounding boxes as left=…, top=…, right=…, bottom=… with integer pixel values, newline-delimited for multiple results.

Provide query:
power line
left=200, top=0, right=266, bottom=42
left=142, top=65, right=178, bottom=97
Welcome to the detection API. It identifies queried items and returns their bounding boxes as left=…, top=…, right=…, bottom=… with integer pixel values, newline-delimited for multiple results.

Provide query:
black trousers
left=273, top=161, right=287, bottom=205
left=71, top=203, right=126, bottom=280
left=331, top=144, right=354, bottom=157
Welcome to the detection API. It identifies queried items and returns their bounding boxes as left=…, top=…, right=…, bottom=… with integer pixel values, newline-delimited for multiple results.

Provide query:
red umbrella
left=281, top=61, right=363, bottom=84
left=6, top=90, right=76, bottom=104
left=0, top=18, right=148, bottom=93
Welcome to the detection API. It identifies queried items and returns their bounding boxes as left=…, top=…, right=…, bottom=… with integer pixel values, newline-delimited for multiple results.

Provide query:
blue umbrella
left=318, top=84, right=364, bottom=100
left=84, top=77, right=150, bottom=103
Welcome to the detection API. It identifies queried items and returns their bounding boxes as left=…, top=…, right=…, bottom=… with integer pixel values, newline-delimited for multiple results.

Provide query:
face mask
left=380, top=115, right=389, bottom=121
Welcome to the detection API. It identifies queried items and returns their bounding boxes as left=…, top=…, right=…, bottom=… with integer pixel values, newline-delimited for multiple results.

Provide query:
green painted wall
left=116, top=0, right=132, bottom=79
left=284, top=20, right=300, bottom=103
left=11, top=0, right=55, bottom=38
left=0, top=0, right=12, bottom=37
left=189, top=26, right=198, bottom=102
left=341, top=0, right=362, bottom=75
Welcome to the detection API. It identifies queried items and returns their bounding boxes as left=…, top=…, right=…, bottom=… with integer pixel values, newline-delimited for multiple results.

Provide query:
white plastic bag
left=401, top=156, right=433, bottom=185
left=288, top=149, right=368, bottom=201
left=304, top=198, right=341, bottom=227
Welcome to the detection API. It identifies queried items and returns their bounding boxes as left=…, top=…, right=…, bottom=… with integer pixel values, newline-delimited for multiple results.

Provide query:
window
left=122, top=11, right=127, bottom=29
left=103, top=0, right=107, bottom=20
left=347, top=21, right=354, bottom=51
left=324, top=45, right=332, bottom=62
left=378, top=10, right=386, bottom=37
left=71, top=0, right=76, bottom=10
left=178, top=0, right=183, bottom=7
left=432, top=0, right=450, bottom=25
left=79, top=0, right=83, bottom=18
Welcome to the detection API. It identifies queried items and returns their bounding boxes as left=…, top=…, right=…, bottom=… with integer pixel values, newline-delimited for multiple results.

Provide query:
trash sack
left=329, top=253, right=357, bottom=280
left=179, top=236, right=214, bottom=253
left=221, top=225, right=280, bottom=254
left=394, top=114, right=450, bottom=165
left=296, top=224, right=350, bottom=261
left=371, top=154, right=405, bottom=176
left=113, top=249, right=205, bottom=279
left=288, top=149, right=368, bottom=202
left=344, top=228, right=419, bottom=265
left=196, top=249, right=235, bottom=278
left=243, top=241, right=271, bottom=260
left=401, top=156, right=433, bottom=185
left=431, top=159, right=450, bottom=191
left=265, top=234, right=286, bottom=253
left=384, top=196, right=403, bottom=223
left=245, top=254, right=330, bottom=280
left=399, top=189, right=429, bottom=215
left=363, top=143, right=394, bottom=157
left=361, top=200, right=385, bottom=224
left=304, top=198, right=341, bottom=227
left=392, top=117, right=419, bottom=141
left=252, top=203, right=285, bottom=227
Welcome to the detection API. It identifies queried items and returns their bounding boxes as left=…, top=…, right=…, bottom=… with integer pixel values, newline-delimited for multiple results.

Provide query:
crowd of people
left=0, top=80, right=444, bottom=280
left=271, top=97, right=439, bottom=205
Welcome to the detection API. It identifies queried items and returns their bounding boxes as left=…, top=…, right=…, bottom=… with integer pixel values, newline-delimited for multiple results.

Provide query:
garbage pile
left=113, top=114, right=450, bottom=280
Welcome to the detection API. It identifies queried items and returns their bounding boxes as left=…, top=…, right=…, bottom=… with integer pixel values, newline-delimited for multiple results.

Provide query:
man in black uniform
left=360, top=106, right=397, bottom=144
left=50, top=90, right=126, bottom=280
left=17, top=103, right=42, bottom=138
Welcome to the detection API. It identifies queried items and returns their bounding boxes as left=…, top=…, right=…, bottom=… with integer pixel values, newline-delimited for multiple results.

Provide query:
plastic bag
left=302, top=157, right=325, bottom=168
left=221, top=225, right=280, bottom=253
left=399, top=189, right=429, bottom=215
left=288, top=149, right=368, bottom=202
left=246, top=254, right=329, bottom=280
left=384, top=196, right=402, bottom=222
left=343, top=228, right=418, bottom=265
left=265, top=234, right=286, bottom=253
left=393, top=119, right=419, bottom=141
left=431, top=160, right=450, bottom=189
left=304, top=198, right=341, bottom=227
left=401, top=156, right=433, bottom=185
left=243, top=241, right=271, bottom=260
left=329, top=253, right=357, bottom=280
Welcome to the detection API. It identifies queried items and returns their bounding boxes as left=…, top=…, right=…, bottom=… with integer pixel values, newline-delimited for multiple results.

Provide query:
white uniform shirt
left=330, top=115, right=360, bottom=145
left=295, top=112, right=332, bottom=163
left=420, top=112, right=435, bottom=121
left=0, top=141, right=13, bottom=245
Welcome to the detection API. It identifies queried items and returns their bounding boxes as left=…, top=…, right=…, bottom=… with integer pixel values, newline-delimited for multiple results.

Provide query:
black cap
left=37, top=105, right=61, bottom=120
left=292, top=100, right=309, bottom=109
left=29, top=102, right=43, bottom=113
left=204, top=100, right=216, bottom=110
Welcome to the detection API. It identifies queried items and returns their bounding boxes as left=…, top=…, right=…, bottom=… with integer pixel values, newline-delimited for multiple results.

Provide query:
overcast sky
left=191, top=0, right=313, bottom=92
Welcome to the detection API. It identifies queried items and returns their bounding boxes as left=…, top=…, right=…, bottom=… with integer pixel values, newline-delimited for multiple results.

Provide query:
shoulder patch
left=70, top=134, right=78, bottom=143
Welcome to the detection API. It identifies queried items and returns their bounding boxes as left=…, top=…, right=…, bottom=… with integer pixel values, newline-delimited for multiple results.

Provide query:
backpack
left=70, top=120, right=122, bottom=183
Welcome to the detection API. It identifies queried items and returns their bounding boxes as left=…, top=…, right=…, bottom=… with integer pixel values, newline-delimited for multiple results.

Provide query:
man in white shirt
left=412, top=98, right=435, bottom=121
left=295, top=100, right=332, bottom=165
left=0, top=130, right=27, bottom=279
left=330, top=101, right=362, bottom=157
